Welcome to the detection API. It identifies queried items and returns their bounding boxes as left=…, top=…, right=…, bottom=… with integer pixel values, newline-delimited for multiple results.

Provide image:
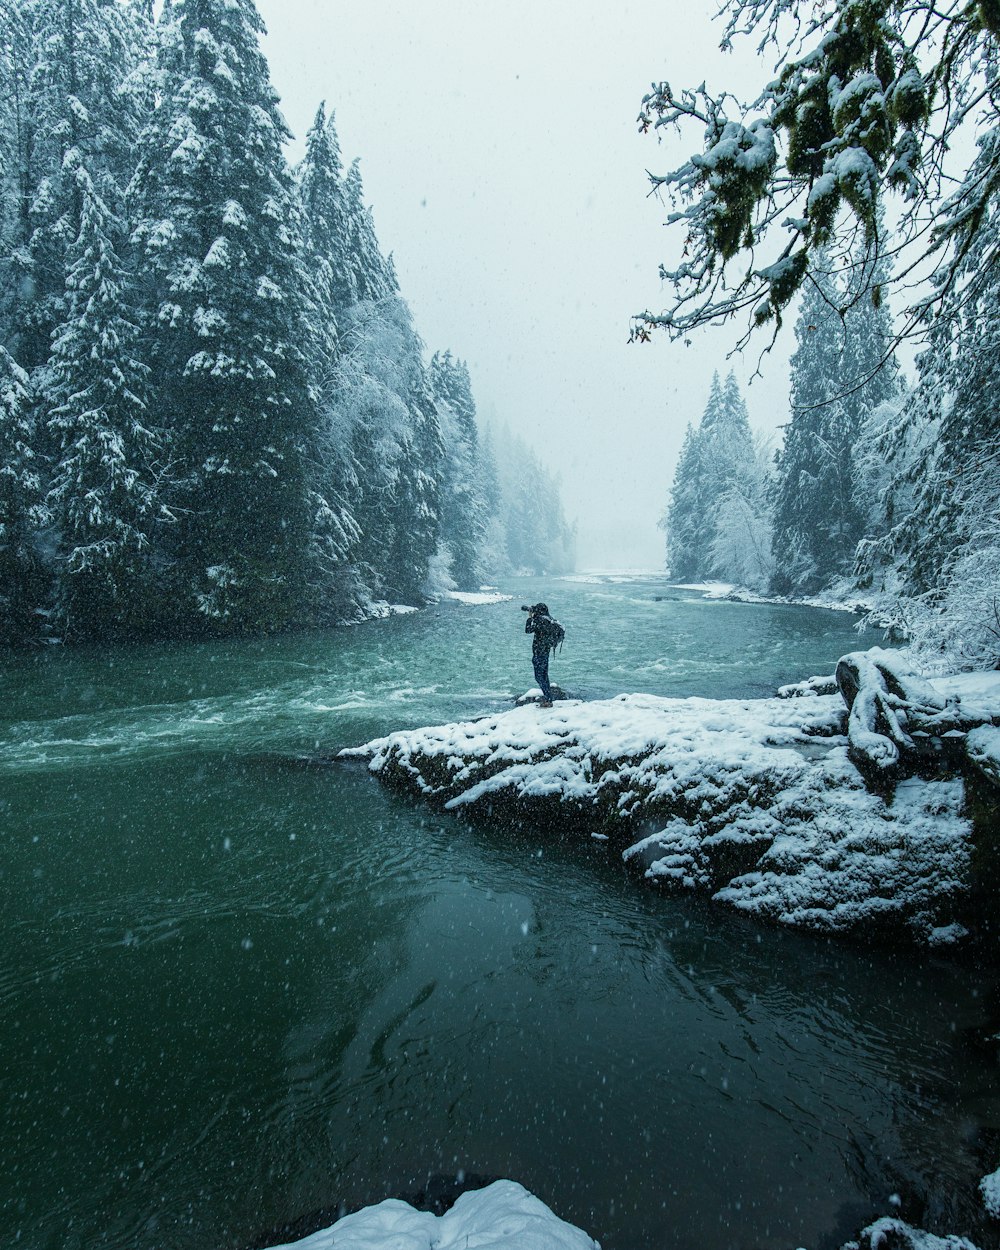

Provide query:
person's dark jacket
left=526, top=612, right=560, bottom=657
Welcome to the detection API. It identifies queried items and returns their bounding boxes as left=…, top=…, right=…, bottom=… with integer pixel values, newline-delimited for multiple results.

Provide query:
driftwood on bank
left=834, top=648, right=1000, bottom=789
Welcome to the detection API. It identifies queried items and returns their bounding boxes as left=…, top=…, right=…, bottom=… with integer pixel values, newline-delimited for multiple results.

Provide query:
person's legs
left=532, top=652, right=553, bottom=703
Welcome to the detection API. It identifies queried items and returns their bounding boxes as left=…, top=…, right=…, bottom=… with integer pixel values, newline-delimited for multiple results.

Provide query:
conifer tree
left=297, top=103, right=346, bottom=371
left=4, top=0, right=153, bottom=373
left=841, top=265, right=902, bottom=425
left=880, top=212, right=1000, bottom=595
left=851, top=204, right=1000, bottom=663
left=474, top=426, right=507, bottom=577
left=703, top=371, right=755, bottom=506
left=771, top=245, right=903, bottom=594
left=385, top=373, right=445, bottom=602
left=45, top=159, right=163, bottom=640
left=431, top=350, right=486, bottom=589
left=663, top=423, right=704, bottom=580
left=771, top=267, right=859, bottom=593
left=663, top=371, right=756, bottom=581
left=295, top=103, right=366, bottom=619
left=0, top=1, right=37, bottom=352
left=131, top=0, right=313, bottom=634
left=0, top=346, right=47, bottom=642
left=494, top=428, right=575, bottom=576
left=708, top=431, right=775, bottom=592
left=341, top=160, right=398, bottom=306
left=325, top=295, right=443, bottom=605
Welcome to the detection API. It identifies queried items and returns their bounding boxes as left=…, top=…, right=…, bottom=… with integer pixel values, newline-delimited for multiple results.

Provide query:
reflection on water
left=1, top=575, right=996, bottom=1250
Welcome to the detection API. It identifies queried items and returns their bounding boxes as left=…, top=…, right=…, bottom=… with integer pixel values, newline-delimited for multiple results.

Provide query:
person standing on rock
left=523, top=602, right=565, bottom=708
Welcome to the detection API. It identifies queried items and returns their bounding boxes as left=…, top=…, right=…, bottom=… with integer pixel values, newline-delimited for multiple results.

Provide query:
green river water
left=2, top=575, right=997, bottom=1250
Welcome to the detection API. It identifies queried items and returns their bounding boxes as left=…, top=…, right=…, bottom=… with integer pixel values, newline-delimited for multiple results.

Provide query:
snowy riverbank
left=341, top=651, right=1000, bottom=947
left=671, top=579, right=876, bottom=615
left=347, top=587, right=514, bottom=622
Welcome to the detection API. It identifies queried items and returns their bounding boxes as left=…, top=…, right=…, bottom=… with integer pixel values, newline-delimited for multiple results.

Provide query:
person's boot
left=539, top=698, right=553, bottom=708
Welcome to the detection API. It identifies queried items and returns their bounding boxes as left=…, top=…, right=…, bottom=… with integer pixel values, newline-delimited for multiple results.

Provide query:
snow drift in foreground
left=258, top=1184, right=990, bottom=1250
left=265, top=1180, right=600, bottom=1250
left=342, top=670, right=1000, bottom=945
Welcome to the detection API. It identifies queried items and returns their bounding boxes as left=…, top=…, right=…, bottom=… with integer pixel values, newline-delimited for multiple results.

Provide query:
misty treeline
left=649, top=0, right=1000, bottom=668
left=0, top=0, right=574, bottom=646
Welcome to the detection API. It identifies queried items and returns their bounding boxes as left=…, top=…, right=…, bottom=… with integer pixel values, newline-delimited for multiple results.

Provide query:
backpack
left=544, top=617, right=565, bottom=651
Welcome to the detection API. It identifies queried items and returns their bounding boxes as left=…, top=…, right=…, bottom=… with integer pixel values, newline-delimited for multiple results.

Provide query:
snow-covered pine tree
left=709, top=431, right=775, bottom=592
left=341, top=159, right=398, bottom=306
left=297, top=102, right=346, bottom=374
left=130, top=0, right=314, bottom=635
left=430, top=350, right=487, bottom=589
left=45, top=158, right=164, bottom=641
left=841, top=232, right=904, bottom=536
left=662, top=423, right=704, bottom=580
left=771, top=239, right=904, bottom=595
left=294, top=103, right=367, bottom=620
left=474, top=426, right=507, bottom=578
left=324, top=294, right=444, bottom=606
left=771, top=263, right=862, bottom=594
left=494, top=427, right=575, bottom=576
left=663, top=371, right=757, bottom=582
left=840, top=236, right=903, bottom=427
left=703, top=371, right=755, bottom=510
left=0, top=1, right=37, bottom=353
left=386, top=365, right=445, bottom=603
left=2, top=0, right=153, bottom=374
left=0, top=346, right=48, bottom=643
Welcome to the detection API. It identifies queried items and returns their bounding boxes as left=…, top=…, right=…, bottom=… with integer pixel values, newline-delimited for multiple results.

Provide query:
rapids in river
left=2, top=575, right=997, bottom=1250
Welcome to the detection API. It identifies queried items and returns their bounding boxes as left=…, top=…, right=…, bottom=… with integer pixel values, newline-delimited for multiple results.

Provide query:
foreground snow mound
left=844, top=1216, right=981, bottom=1250
left=341, top=691, right=975, bottom=943
left=265, top=1180, right=600, bottom=1250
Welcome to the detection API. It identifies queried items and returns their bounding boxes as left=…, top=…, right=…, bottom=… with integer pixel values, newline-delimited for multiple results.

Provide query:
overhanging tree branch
left=634, top=0, right=1000, bottom=349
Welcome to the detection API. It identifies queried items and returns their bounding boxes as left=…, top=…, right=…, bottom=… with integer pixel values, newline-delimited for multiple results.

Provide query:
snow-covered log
left=966, top=726, right=1000, bottom=793
left=836, top=648, right=1000, bottom=786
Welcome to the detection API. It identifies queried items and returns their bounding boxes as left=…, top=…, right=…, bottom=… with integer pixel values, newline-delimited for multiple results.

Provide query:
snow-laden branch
left=634, top=0, right=1000, bottom=346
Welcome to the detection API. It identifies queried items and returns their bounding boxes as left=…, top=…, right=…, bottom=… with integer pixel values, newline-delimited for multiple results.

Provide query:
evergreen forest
left=0, top=0, right=575, bottom=646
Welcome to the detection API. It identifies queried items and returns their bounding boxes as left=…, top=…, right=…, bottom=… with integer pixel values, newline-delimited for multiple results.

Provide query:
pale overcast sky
left=256, top=0, right=793, bottom=569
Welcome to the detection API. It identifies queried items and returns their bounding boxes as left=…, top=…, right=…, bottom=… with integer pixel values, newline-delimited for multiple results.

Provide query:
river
left=2, top=574, right=996, bottom=1250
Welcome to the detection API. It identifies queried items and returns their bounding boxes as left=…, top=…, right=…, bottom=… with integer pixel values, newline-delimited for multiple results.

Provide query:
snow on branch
left=634, top=0, right=1000, bottom=349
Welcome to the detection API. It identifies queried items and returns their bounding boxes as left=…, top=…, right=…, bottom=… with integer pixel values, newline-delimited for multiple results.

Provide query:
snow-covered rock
left=980, top=1165, right=1000, bottom=1219
left=263, top=1180, right=599, bottom=1250
left=340, top=678, right=981, bottom=944
left=844, top=1216, right=981, bottom=1250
